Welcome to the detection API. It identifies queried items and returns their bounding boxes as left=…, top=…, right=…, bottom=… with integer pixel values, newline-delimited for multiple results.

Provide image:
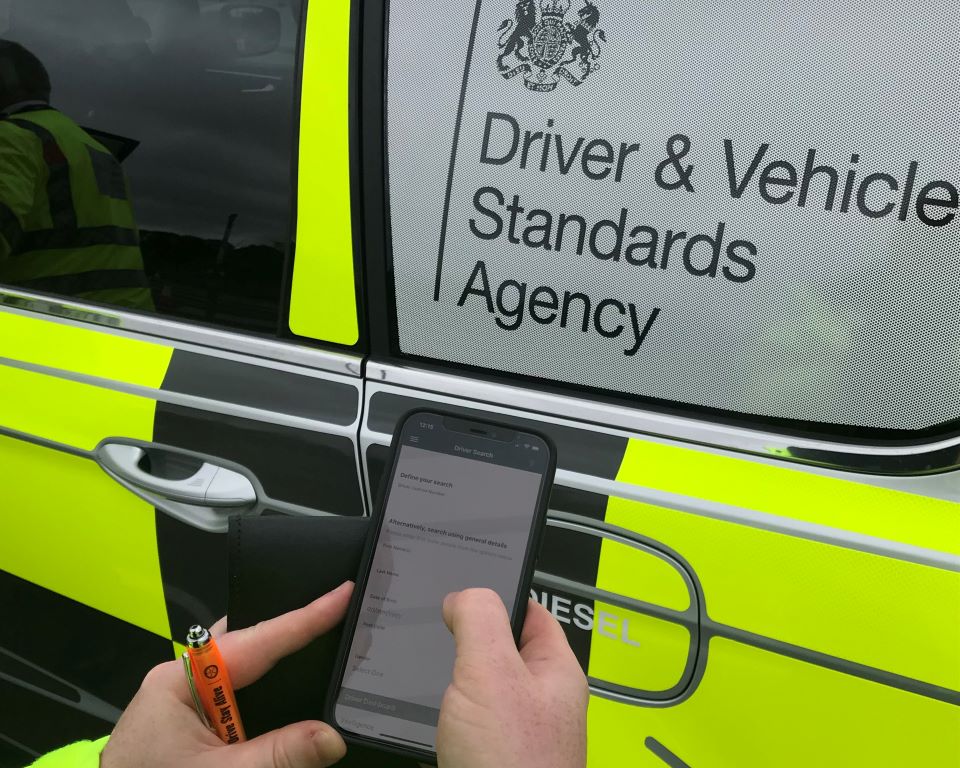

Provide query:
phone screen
left=334, top=413, right=551, bottom=752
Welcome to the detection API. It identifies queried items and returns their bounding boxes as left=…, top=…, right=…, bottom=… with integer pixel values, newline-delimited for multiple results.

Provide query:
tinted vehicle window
left=385, top=0, right=960, bottom=435
left=0, top=0, right=302, bottom=334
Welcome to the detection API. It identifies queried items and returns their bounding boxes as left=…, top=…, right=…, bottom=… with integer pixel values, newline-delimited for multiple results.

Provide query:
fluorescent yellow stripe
left=597, top=439, right=960, bottom=692
left=606, top=494, right=960, bottom=691
left=288, top=0, right=359, bottom=345
left=587, top=638, right=960, bottom=767
left=620, top=439, right=959, bottom=557
left=0, top=434, right=169, bottom=639
left=0, top=310, right=172, bottom=388
left=0, top=309, right=172, bottom=637
left=0, top=364, right=157, bottom=451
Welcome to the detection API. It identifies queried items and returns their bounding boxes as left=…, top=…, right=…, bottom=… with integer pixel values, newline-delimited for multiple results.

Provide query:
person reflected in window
left=0, top=40, right=153, bottom=310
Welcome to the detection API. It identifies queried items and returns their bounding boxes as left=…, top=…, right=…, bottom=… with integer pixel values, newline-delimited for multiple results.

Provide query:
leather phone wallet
left=227, top=515, right=420, bottom=768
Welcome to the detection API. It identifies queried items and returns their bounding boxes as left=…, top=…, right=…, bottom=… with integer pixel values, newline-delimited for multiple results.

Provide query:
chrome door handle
left=98, top=443, right=256, bottom=507
left=95, top=441, right=258, bottom=533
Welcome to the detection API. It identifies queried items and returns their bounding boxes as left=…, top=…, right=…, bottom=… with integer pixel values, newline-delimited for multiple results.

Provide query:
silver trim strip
left=0, top=356, right=361, bottom=438
left=560, top=469, right=960, bottom=574
left=0, top=423, right=91, bottom=459
left=537, top=515, right=960, bottom=706
left=0, top=647, right=122, bottom=724
left=534, top=571, right=693, bottom=627
left=366, top=362, right=960, bottom=476
left=645, top=737, right=692, bottom=768
left=0, top=425, right=342, bottom=527
left=364, top=381, right=959, bottom=503
left=703, top=620, right=960, bottom=707
left=0, top=733, right=40, bottom=760
left=541, top=517, right=696, bottom=619
left=362, top=428, right=960, bottom=573
left=205, top=68, right=283, bottom=80
left=0, top=288, right=362, bottom=377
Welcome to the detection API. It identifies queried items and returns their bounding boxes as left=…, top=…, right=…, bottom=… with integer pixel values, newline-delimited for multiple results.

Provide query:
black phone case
left=324, top=408, right=557, bottom=764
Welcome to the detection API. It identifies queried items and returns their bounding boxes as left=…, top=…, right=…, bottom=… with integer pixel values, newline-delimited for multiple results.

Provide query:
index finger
left=217, top=581, right=354, bottom=688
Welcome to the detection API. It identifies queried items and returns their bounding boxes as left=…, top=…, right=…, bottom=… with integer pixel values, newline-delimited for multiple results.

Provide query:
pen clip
left=182, top=651, right=213, bottom=730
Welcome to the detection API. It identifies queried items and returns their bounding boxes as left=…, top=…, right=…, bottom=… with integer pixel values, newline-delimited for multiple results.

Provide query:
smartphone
left=327, top=409, right=555, bottom=761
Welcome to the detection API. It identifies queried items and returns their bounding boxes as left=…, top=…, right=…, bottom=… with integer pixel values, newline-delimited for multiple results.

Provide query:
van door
left=364, top=0, right=960, bottom=764
left=358, top=369, right=960, bottom=766
left=0, top=0, right=364, bottom=760
left=0, top=304, right=364, bottom=758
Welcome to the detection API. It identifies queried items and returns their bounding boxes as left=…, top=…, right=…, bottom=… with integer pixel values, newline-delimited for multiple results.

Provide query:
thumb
left=226, top=721, right=346, bottom=768
left=442, top=588, right=523, bottom=672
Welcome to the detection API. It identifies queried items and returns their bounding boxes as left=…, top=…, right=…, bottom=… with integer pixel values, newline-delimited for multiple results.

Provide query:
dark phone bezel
left=324, top=407, right=557, bottom=764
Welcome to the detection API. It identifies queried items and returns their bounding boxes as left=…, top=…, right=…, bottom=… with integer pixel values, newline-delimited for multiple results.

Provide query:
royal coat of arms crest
left=496, top=0, right=606, bottom=91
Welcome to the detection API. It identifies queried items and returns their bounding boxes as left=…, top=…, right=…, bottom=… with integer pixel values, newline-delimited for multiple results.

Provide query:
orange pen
left=182, top=624, right=246, bottom=744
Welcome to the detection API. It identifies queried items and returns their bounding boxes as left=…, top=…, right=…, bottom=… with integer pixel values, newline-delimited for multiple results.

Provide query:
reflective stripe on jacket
left=29, top=737, right=109, bottom=768
left=0, top=107, right=153, bottom=310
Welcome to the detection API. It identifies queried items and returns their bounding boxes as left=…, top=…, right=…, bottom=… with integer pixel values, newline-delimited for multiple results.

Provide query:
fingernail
left=312, top=724, right=347, bottom=764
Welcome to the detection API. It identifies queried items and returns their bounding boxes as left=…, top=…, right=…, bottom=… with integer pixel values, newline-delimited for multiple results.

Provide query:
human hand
left=435, top=588, right=588, bottom=768
left=101, top=581, right=354, bottom=768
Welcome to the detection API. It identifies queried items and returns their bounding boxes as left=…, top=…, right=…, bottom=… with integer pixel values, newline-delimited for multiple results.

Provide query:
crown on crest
left=540, top=0, right=570, bottom=20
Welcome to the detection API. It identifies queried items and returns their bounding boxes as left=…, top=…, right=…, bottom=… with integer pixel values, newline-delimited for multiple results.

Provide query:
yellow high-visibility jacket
left=0, top=106, right=153, bottom=310
left=29, top=738, right=109, bottom=768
